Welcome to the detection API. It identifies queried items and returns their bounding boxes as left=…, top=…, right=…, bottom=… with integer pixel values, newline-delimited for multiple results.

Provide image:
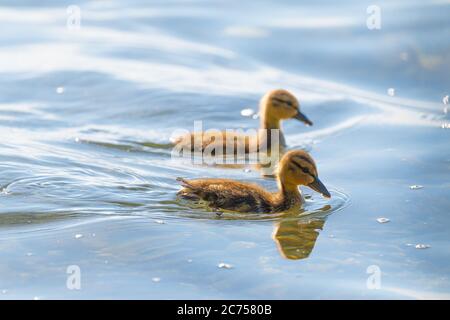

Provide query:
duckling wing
left=177, top=178, right=272, bottom=212
left=172, top=132, right=225, bottom=152
left=173, top=131, right=257, bottom=154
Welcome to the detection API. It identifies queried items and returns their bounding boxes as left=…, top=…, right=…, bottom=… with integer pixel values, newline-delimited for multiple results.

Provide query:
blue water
left=0, top=0, right=449, bottom=299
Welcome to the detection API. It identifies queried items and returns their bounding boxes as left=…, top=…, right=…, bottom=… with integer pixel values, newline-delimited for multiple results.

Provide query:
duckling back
left=177, top=177, right=274, bottom=213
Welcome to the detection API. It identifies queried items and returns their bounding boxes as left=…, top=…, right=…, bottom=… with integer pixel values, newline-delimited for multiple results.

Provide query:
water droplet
left=387, top=88, right=395, bottom=97
left=218, top=262, right=233, bottom=269
left=154, top=219, right=165, bottom=224
left=74, top=137, right=80, bottom=142
left=152, top=277, right=161, bottom=283
left=252, top=113, right=260, bottom=120
left=443, top=95, right=449, bottom=105
left=415, top=244, right=431, bottom=249
left=377, top=217, right=390, bottom=224
left=442, top=123, right=450, bottom=129
left=91, top=233, right=96, bottom=237
left=56, top=86, right=64, bottom=94
left=74, top=234, right=83, bottom=239
left=409, top=185, right=423, bottom=190
left=243, top=168, right=251, bottom=173
left=328, top=234, right=335, bottom=238
left=240, top=108, right=255, bottom=117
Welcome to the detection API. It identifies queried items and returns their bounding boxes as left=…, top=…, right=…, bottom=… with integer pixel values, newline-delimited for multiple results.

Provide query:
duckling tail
left=176, top=177, right=201, bottom=200
left=176, top=177, right=192, bottom=188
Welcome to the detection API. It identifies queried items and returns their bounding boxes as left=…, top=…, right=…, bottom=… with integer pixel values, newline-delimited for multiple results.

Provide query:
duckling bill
left=177, top=150, right=330, bottom=213
left=173, top=89, right=312, bottom=153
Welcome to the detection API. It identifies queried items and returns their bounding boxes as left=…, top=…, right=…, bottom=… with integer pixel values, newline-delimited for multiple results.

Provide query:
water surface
left=0, top=0, right=449, bottom=299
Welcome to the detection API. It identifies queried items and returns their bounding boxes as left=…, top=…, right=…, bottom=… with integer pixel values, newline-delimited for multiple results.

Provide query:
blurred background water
left=0, top=0, right=449, bottom=299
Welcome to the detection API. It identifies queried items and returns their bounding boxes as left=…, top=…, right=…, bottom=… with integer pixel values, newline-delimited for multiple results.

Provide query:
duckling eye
left=272, top=97, right=295, bottom=108
left=299, top=166, right=313, bottom=176
left=291, top=160, right=315, bottom=177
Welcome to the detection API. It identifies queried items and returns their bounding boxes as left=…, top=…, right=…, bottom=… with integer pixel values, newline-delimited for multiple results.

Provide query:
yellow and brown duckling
left=173, top=89, right=313, bottom=154
left=177, top=150, right=330, bottom=213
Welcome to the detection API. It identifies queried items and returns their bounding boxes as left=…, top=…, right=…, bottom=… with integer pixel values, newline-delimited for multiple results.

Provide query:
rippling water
left=1, top=0, right=449, bottom=299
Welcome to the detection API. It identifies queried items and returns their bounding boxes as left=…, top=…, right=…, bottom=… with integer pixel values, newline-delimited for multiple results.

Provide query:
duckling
left=173, top=89, right=312, bottom=154
left=177, top=150, right=330, bottom=213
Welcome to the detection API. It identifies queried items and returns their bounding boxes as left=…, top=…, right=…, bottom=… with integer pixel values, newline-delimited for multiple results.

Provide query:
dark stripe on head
left=294, top=155, right=315, bottom=168
left=291, top=159, right=314, bottom=177
left=272, top=97, right=294, bottom=107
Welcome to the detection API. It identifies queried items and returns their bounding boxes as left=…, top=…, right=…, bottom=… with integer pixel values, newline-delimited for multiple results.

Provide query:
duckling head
left=277, top=150, right=331, bottom=198
left=260, top=89, right=313, bottom=127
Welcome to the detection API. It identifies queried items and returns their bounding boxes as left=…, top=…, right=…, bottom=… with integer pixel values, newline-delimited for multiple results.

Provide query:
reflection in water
left=273, top=205, right=331, bottom=260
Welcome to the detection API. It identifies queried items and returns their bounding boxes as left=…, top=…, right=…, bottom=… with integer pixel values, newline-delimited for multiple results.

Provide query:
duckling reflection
left=273, top=205, right=331, bottom=260
left=173, top=89, right=312, bottom=155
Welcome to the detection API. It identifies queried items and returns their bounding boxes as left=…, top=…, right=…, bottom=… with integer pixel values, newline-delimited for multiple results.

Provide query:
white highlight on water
left=56, top=86, right=65, bottom=94
left=387, top=88, right=395, bottom=97
left=415, top=244, right=431, bottom=249
left=240, top=108, right=255, bottom=117
left=218, top=262, right=233, bottom=269
left=74, top=234, right=83, bottom=239
left=409, top=185, right=423, bottom=190
left=376, top=217, right=390, bottom=224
